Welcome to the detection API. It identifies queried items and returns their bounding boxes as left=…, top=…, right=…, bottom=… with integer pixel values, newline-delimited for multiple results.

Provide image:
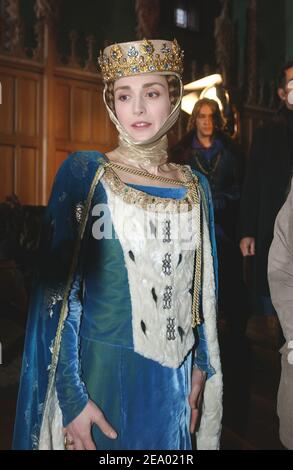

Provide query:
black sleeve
left=232, top=140, right=245, bottom=188
left=237, top=126, right=264, bottom=240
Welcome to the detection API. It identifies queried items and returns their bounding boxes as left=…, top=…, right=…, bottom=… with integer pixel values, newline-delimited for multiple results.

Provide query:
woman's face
left=114, top=74, right=171, bottom=141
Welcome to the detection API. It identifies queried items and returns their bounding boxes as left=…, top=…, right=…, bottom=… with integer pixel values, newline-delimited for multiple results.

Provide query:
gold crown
left=98, top=39, right=184, bottom=82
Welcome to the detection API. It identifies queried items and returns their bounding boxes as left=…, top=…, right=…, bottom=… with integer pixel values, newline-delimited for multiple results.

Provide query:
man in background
left=268, top=176, right=293, bottom=450
left=239, top=61, right=293, bottom=317
left=171, top=98, right=246, bottom=339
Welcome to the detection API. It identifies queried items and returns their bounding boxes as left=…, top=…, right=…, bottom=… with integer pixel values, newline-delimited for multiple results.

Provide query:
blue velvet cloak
left=12, top=151, right=218, bottom=450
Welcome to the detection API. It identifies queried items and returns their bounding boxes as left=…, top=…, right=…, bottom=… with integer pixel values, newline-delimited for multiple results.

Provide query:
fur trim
left=39, top=385, right=64, bottom=450
left=103, top=180, right=199, bottom=368
left=196, top=208, right=223, bottom=450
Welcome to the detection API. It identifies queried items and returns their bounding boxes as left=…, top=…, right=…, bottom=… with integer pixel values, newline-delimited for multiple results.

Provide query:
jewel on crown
left=98, top=39, right=184, bottom=81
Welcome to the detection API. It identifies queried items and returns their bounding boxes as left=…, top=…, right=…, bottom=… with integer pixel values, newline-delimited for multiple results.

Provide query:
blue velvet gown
left=12, top=152, right=218, bottom=450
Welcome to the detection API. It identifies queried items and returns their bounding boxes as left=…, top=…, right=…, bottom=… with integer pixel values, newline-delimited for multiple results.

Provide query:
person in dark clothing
left=171, top=98, right=247, bottom=338
left=239, top=61, right=293, bottom=316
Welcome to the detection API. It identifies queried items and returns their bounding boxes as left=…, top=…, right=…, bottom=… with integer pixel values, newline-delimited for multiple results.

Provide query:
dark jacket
left=238, top=107, right=293, bottom=295
left=170, top=129, right=243, bottom=242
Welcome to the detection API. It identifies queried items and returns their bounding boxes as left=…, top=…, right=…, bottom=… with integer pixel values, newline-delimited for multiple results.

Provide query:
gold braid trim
left=104, top=161, right=202, bottom=327
left=42, top=164, right=106, bottom=412
left=102, top=163, right=194, bottom=211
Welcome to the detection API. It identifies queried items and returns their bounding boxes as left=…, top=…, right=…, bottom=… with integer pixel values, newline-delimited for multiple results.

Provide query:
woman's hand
left=63, top=399, right=117, bottom=450
left=188, top=368, right=207, bottom=434
left=240, top=237, right=255, bottom=256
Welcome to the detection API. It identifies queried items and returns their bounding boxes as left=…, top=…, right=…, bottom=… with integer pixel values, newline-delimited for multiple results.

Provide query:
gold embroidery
left=101, top=162, right=203, bottom=326
left=101, top=164, right=196, bottom=213
left=75, top=202, right=84, bottom=224
left=45, top=286, right=64, bottom=318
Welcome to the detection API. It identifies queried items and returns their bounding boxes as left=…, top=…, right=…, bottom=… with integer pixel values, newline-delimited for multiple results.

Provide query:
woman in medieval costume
left=13, top=39, right=222, bottom=450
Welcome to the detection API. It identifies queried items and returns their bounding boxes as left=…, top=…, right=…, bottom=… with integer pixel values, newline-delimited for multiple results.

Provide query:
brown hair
left=187, top=98, right=226, bottom=133
left=277, top=60, right=293, bottom=89
left=105, top=74, right=181, bottom=114
left=166, top=75, right=181, bottom=108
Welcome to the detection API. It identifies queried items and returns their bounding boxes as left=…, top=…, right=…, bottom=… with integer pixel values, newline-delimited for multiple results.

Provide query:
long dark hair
left=187, top=98, right=226, bottom=133
left=277, top=60, right=293, bottom=89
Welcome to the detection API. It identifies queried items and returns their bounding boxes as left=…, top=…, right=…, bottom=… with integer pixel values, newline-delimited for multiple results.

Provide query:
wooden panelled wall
left=0, top=0, right=277, bottom=206
left=51, top=70, right=117, bottom=192
left=0, top=64, right=43, bottom=205
left=0, top=35, right=117, bottom=205
left=0, top=57, right=276, bottom=205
